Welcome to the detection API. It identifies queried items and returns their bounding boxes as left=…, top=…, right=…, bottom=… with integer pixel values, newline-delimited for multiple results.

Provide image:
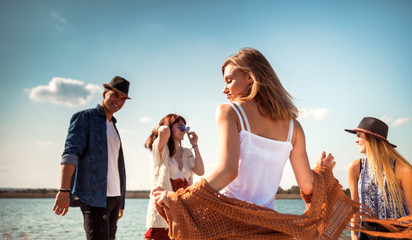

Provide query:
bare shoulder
left=216, top=103, right=234, bottom=114
left=215, top=103, right=236, bottom=121
left=395, top=160, right=412, bottom=179
left=348, top=159, right=361, bottom=175
left=293, top=119, right=304, bottom=132
left=291, top=119, right=304, bottom=143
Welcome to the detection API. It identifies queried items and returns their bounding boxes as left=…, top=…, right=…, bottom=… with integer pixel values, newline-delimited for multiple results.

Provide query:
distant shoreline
left=0, top=191, right=302, bottom=199
left=0, top=191, right=150, bottom=199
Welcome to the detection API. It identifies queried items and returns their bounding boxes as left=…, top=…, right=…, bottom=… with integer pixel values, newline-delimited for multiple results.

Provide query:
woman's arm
left=348, top=159, right=361, bottom=240
left=205, top=104, right=240, bottom=191
left=156, top=125, right=171, bottom=159
left=191, top=145, right=205, bottom=176
left=288, top=120, right=315, bottom=195
left=289, top=120, right=335, bottom=195
left=396, top=161, right=412, bottom=214
left=348, top=159, right=360, bottom=202
left=187, top=131, right=205, bottom=176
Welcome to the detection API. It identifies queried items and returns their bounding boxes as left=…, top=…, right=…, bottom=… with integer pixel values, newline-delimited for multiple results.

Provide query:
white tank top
left=221, top=102, right=294, bottom=209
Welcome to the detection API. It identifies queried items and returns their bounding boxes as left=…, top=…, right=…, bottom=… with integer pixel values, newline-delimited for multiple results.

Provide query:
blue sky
left=1, top=0, right=411, bottom=190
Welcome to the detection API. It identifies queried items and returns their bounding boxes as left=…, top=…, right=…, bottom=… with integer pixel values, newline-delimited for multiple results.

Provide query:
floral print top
left=358, top=157, right=409, bottom=219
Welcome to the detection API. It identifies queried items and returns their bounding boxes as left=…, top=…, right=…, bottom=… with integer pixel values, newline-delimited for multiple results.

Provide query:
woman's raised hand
left=316, top=151, right=336, bottom=170
left=187, top=131, right=198, bottom=147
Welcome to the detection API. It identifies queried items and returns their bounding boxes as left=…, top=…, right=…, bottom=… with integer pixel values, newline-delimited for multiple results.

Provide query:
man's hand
left=53, top=191, right=70, bottom=216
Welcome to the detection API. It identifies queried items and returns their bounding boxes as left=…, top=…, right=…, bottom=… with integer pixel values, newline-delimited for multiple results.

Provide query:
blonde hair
left=222, top=48, right=298, bottom=120
left=364, top=134, right=412, bottom=217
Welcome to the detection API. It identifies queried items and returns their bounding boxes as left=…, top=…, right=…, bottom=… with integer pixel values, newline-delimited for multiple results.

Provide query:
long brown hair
left=222, top=48, right=298, bottom=120
left=364, top=134, right=412, bottom=217
left=144, top=113, right=186, bottom=157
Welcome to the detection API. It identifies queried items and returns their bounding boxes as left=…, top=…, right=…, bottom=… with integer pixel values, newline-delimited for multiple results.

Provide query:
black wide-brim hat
left=344, top=117, right=396, bottom=148
left=103, top=76, right=131, bottom=99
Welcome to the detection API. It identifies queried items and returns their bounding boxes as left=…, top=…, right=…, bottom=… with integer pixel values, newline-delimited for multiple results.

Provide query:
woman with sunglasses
left=144, top=113, right=204, bottom=240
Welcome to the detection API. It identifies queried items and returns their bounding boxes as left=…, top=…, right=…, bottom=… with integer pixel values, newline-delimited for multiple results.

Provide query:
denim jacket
left=61, top=104, right=126, bottom=209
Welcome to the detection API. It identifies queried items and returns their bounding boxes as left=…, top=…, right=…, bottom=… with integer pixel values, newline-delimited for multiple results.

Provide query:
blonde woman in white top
left=144, top=113, right=204, bottom=240
left=153, top=48, right=335, bottom=210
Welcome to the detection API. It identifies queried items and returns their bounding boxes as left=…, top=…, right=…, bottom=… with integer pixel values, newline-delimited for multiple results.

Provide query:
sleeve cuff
left=61, top=153, right=79, bottom=166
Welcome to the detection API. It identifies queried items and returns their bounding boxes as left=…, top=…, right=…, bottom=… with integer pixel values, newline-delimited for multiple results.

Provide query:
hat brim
left=344, top=129, right=357, bottom=134
left=344, top=128, right=397, bottom=148
left=103, top=84, right=131, bottom=99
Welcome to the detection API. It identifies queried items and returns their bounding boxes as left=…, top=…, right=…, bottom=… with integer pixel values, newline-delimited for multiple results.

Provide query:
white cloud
left=298, top=108, right=328, bottom=120
left=50, top=11, right=67, bottom=23
left=139, top=116, right=152, bottom=123
left=390, top=118, right=410, bottom=127
left=380, top=116, right=392, bottom=124
left=27, top=77, right=102, bottom=108
left=50, top=11, right=67, bottom=32
left=380, top=116, right=409, bottom=127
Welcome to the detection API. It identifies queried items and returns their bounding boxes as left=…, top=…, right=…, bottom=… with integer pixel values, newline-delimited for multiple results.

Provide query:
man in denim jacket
left=53, top=76, right=131, bottom=240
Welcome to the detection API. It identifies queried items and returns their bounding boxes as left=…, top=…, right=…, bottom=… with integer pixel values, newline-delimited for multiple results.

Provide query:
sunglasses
left=179, top=124, right=190, bottom=133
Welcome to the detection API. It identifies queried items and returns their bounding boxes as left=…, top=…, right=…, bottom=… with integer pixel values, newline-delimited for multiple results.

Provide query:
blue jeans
left=79, top=197, right=120, bottom=240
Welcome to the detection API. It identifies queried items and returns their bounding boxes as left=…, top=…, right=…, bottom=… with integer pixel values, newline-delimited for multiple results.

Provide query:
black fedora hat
left=103, top=76, right=131, bottom=99
left=344, top=117, right=396, bottom=148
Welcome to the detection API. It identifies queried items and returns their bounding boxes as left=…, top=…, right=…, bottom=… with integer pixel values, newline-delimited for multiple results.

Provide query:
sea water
left=0, top=198, right=313, bottom=239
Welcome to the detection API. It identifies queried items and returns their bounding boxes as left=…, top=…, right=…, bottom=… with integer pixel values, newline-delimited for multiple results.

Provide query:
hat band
left=355, top=128, right=389, bottom=143
left=104, top=85, right=130, bottom=99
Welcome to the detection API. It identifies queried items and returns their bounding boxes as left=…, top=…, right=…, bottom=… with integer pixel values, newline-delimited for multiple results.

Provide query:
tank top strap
left=232, top=102, right=250, bottom=131
left=228, top=103, right=245, bottom=131
left=359, top=158, right=363, bottom=174
left=228, top=102, right=250, bottom=131
left=286, top=119, right=294, bottom=142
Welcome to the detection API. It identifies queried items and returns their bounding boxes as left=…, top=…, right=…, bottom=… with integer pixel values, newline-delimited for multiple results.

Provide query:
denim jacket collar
left=96, top=104, right=117, bottom=124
